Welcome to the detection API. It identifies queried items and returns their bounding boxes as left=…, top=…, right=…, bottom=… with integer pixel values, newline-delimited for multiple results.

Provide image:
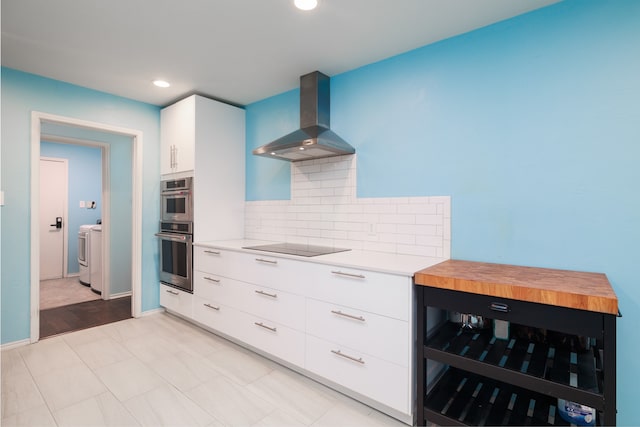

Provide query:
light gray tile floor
left=1, top=312, right=408, bottom=426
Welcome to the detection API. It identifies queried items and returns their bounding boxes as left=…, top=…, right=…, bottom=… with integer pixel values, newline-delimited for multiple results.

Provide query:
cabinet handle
left=255, top=258, right=278, bottom=265
left=173, top=145, right=178, bottom=169
left=255, top=289, right=278, bottom=298
left=204, top=276, right=221, bottom=284
left=331, top=310, right=365, bottom=322
left=331, top=349, right=365, bottom=365
left=490, top=302, right=511, bottom=313
left=166, top=289, right=179, bottom=295
left=254, top=322, right=277, bottom=332
left=331, top=270, right=365, bottom=279
left=204, top=250, right=220, bottom=255
left=170, top=145, right=176, bottom=169
left=204, top=303, right=220, bottom=311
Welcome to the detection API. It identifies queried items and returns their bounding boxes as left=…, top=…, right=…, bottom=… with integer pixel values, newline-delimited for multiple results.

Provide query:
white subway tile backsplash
left=380, top=214, right=416, bottom=225
left=245, top=155, right=451, bottom=258
left=334, top=204, right=363, bottom=214
left=416, top=235, right=444, bottom=247
left=397, top=203, right=438, bottom=215
left=321, top=195, right=351, bottom=205
left=416, top=214, right=444, bottom=225
left=309, top=187, right=335, bottom=198
left=321, top=229, right=348, bottom=240
left=362, top=203, right=397, bottom=214
left=297, top=212, right=324, bottom=221
left=376, top=223, right=398, bottom=234
left=363, top=241, right=397, bottom=253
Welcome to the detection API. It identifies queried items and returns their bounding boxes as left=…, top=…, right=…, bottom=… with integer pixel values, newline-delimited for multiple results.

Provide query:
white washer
left=90, top=224, right=102, bottom=294
left=78, top=225, right=94, bottom=286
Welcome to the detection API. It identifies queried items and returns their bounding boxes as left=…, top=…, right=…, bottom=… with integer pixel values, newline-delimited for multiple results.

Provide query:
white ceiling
left=1, top=0, right=559, bottom=107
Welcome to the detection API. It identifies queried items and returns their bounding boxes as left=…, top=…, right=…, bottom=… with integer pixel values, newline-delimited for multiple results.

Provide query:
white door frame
left=30, top=111, right=143, bottom=343
left=39, top=156, right=69, bottom=279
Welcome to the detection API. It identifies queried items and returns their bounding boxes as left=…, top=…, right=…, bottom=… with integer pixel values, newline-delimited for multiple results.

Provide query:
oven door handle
left=162, top=190, right=190, bottom=197
left=155, top=232, right=190, bottom=242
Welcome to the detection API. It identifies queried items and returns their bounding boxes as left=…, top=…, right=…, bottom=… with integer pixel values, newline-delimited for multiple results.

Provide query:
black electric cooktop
left=242, top=242, right=351, bottom=257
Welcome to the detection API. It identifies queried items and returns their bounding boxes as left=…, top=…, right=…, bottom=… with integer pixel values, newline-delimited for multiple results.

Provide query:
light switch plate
left=79, top=201, right=85, bottom=208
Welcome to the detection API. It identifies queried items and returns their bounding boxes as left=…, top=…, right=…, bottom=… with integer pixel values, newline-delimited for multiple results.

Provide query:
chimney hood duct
left=253, top=71, right=355, bottom=162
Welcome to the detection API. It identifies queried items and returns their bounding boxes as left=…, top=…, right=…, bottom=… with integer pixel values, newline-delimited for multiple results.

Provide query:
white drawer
left=193, top=270, right=242, bottom=306
left=241, top=283, right=306, bottom=331
left=231, top=251, right=310, bottom=295
left=193, top=296, right=243, bottom=339
left=159, top=284, right=193, bottom=318
left=194, top=246, right=231, bottom=276
left=241, top=314, right=306, bottom=367
left=305, top=334, right=409, bottom=414
left=308, top=265, right=410, bottom=321
left=194, top=295, right=305, bottom=367
left=306, top=298, right=409, bottom=366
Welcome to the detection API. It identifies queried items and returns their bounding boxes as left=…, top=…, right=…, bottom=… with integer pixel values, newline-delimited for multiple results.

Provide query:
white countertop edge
left=194, top=239, right=448, bottom=277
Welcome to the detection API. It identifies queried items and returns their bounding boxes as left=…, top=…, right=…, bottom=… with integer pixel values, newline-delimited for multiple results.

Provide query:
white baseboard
left=108, top=291, right=132, bottom=299
left=1, top=338, right=31, bottom=351
left=137, top=308, right=165, bottom=318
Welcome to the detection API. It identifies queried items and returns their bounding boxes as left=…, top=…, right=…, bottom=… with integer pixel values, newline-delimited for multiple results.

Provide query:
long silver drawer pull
left=331, top=310, right=365, bottom=322
left=331, top=349, right=365, bottom=365
left=204, top=276, right=221, bottom=283
left=255, top=290, right=278, bottom=298
left=166, top=289, right=179, bottom=295
left=255, top=258, right=278, bottom=265
left=254, top=322, right=277, bottom=332
left=204, top=303, right=220, bottom=311
left=204, top=250, right=220, bottom=255
left=331, top=270, right=365, bottom=279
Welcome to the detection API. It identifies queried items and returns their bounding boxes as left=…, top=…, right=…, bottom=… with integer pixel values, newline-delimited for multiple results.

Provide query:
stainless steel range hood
left=253, top=71, right=355, bottom=162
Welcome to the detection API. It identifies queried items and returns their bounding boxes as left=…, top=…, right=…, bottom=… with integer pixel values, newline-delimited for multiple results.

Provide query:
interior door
left=39, top=157, right=68, bottom=280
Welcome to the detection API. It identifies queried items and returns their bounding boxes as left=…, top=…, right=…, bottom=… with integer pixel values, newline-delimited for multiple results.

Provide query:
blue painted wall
left=246, top=1, right=640, bottom=424
left=40, top=142, right=102, bottom=274
left=1, top=68, right=162, bottom=344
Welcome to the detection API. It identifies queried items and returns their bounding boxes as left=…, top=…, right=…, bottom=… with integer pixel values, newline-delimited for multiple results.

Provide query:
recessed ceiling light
left=294, top=0, right=318, bottom=11
left=153, top=80, right=170, bottom=88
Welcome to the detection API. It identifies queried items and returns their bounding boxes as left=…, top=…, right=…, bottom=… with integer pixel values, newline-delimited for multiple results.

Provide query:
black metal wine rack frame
left=415, top=286, right=617, bottom=426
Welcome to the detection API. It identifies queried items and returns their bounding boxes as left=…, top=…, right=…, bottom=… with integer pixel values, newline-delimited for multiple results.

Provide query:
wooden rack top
left=414, top=260, right=618, bottom=315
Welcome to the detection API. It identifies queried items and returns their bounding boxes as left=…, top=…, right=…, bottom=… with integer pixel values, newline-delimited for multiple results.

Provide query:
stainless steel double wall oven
left=156, top=177, right=193, bottom=293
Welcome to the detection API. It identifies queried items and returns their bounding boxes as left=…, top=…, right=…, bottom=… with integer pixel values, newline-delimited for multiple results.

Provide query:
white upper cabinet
left=160, top=94, right=246, bottom=241
left=161, top=96, right=196, bottom=175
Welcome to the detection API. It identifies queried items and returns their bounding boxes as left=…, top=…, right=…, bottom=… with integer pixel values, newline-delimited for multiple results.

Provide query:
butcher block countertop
left=414, top=260, right=618, bottom=315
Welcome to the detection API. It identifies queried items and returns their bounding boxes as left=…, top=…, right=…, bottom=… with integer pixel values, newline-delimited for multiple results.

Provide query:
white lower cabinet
left=159, top=283, right=193, bottom=319
left=193, top=295, right=305, bottom=367
left=306, top=298, right=409, bottom=366
left=306, top=334, right=409, bottom=414
left=189, top=245, right=414, bottom=423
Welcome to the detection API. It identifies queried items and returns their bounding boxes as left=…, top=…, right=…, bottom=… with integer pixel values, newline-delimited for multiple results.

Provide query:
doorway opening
left=38, top=141, right=131, bottom=338
left=30, top=112, right=144, bottom=342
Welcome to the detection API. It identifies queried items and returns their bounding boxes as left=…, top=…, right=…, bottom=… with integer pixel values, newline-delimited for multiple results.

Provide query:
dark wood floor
left=40, top=296, right=132, bottom=339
